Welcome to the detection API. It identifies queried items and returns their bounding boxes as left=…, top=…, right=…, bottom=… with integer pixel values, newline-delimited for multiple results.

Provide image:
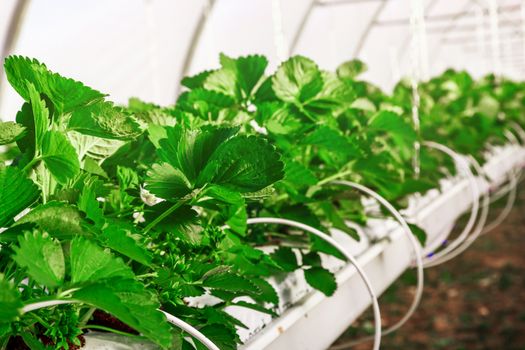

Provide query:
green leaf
left=0, top=166, right=40, bottom=227
left=67, top=131, right=124, bottom=161
left=336, top=59, right=368, bottom=80
left=200, top=185, right=244, bottom=206
left=70, top=236, right=134, bottom=284
left=303, top=266, right=337, bottom=296
left=145, top=162, right=192, bottom=199
left=283, top=160, right=318, bottom=187
left=408, top=223, right=427, bottom=246
left=72, top=279, right=172, bottom=348
left=198, top=135, right=284, bottom=192
left=204, top=69, right=238, bottom=99
left=20, top=333, right=47, bottom=350
left=68, top=101, right=144, bottom=140
left=12, top=231, right=65, bottom=288
left=4, top=56, right=105, bottom=115
left=197, top=324, right=237, bottom=350
left=232, top=300, right=277, bottom=317
left=176, top=89, right=235, bottom=121
left=230, top=54, right=268, bottom=97
left=101, top=223, right=153, bottom=267
left=40, top=131, right=80, bottom=184
left=181, top=70, right=214, bottom=89
left=249, top=277, right=279, bottom=304
left=270, top=247, right=298, bottom=272
left=157, top=125, right=238, bottom=184
left=26, top=81, right=49, bottom=154
left=202, top=267, right=259, bottom=294
left=148, top=126, right=284, bottom=198
left=0, top=275, right=23, bottom=323
left=302, top=252, right=322, bottom=267
left=208, top=54, right=268, bottom=99
left=272, top=56, right=323, bottom=104
left=0, top=121, right=26, bottom=145
left=14, top=201, right=90, bottom=239
left=302, top=126, right=359, bottom=158
left=368, top=110, right=416, bottom=147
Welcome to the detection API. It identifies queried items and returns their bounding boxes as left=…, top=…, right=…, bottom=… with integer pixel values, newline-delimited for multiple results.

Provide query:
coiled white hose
left=233, top=217, right=382, bottom=350
left=423, top=156, right=490, bottom=267
left=421, top=141, right=481, bottom=267
left=327, top=181, right=424, bottom=349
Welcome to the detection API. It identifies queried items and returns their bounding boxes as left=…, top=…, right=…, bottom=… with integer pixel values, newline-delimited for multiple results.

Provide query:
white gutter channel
left=83, top=143, right=525, bottom=350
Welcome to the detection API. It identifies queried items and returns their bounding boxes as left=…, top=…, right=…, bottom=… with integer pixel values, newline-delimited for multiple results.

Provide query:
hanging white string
left=488, top=0, right=502, bottom=78
left=327, top=181, right=424, bottom=349
left=21, top=300, right=220, bottom=350
left=222, top=217, right=382, bottom=350
left=475, top=5, right=488, bottom=73
left=144, top=0, right=161, bottom=101
left=271, top=0, right=290, bottom=62
left=521, top=0, right=525, bottom=78
left=409, top=0, right=429, bottom=178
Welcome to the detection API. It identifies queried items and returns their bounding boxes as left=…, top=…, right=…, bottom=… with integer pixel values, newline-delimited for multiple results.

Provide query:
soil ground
left=333, top=183, right=525, bottom=350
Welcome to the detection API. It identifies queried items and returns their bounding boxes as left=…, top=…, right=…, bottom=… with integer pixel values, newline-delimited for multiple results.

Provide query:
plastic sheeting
left=1, top=0, right=524, bottom=122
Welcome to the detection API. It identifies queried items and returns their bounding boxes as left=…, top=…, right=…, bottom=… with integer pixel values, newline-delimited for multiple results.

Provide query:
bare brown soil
left=333, top=184, right=525, bottom=350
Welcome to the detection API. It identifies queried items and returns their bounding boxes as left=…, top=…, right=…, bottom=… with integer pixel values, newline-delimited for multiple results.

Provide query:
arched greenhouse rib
left=1, top=1, right=525, bottom=349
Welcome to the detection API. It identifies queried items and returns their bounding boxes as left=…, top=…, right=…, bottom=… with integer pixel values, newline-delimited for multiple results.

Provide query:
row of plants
left=0, top=54, right=523, bottom=350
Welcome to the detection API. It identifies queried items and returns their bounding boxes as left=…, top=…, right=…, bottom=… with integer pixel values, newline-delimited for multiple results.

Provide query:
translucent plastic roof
left=1, top=0, right=524, bottom=122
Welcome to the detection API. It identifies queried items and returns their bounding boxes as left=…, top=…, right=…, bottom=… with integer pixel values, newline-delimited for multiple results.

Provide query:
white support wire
left=161, top=311, right=221, bottom=350
left=271, top=0, right=290, bottom=62
left=480, top=168, right=518, bottom=235
left=421, top=141, right=481, bottom=267
left=521, top=0, right=525, bottom=78
left=488, top=0, right=503, bottom=78
left=409, top=0, right=429, bottom=178
left=237, top=217, right=382, bottom=350
left=327, top=181, right=424, bottom=349
left=480, top=130, right=524, bottom=235
left=21, top=300, right=220, bottom=350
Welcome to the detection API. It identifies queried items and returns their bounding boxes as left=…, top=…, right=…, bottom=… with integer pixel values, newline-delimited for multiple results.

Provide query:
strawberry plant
left=0, top=57, right=285, bottom=350
left=0, top=53, right=524, bottom=350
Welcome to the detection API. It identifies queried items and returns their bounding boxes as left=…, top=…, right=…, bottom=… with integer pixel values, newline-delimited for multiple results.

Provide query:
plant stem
left=79, top=307, right=96, bottom=326
left=135, top=272, right=158, bottom=279
left=143, top=198, right=189, bottom=234
left=317, top=169, right=353, bottom=186
left=30, top=313, right=51, bottom=328
left=80, top=324, right=146, bottom=340
left=21, top=157, right=41, bottom=174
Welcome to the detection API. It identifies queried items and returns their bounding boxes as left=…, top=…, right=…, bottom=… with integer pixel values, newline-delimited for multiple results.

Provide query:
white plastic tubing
left=327, top=180, right=424, bottom=349
left=423, top=156, right=490, bottom=267
left=243, top=217, right=382, bottom=350
left=480, top=130, right=524, bottom=235
left=421, top=141, right=481, bottom=267
left=21, top=300, right=221, bottom=350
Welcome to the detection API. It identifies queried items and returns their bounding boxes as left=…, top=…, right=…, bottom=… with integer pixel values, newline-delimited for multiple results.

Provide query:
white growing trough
left=82, top=142, right=525, bottom=350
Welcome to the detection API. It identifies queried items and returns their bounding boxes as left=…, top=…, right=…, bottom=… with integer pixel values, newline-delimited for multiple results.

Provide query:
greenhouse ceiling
left=0, top=0, right=524, bottom=121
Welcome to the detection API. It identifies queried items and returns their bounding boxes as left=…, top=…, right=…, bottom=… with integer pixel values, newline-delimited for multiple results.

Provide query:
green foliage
left=4, top=56, right=105, bottom=115
left=0, top=121, right=26, bottom=145
left=304, top=267, right=337, bottom=296
left=72, top=279, right=172, bottom=348
left=69, top=237, right=134, bottom=284
left=0, top=166, right=40, bottom=227
left=1, top=52, right=523, bottom=350
left=13, top=231, right=65, bottom=288
left=0, top=275, right=23, bottom=323
left=146, top=125, right=284, bottom=199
